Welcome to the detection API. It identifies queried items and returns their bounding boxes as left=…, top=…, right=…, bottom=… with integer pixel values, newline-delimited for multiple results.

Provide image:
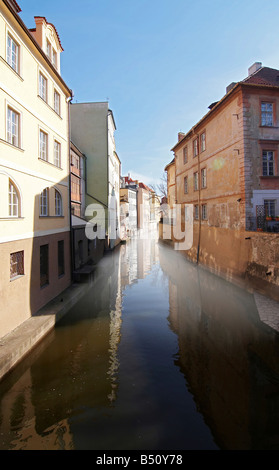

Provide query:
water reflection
left=0, top=238, right=279, bottom=449
left=160, top=245, right=279, bottom=450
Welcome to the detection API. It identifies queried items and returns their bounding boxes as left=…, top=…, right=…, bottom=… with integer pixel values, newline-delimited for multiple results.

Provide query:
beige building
left=0, top=1, right=72, bottom=339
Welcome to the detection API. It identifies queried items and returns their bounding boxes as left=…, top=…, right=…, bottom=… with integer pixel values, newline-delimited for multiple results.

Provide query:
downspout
left=67, top=94, right=74, bottom=282
left=191, top=126, right=201, bottom=264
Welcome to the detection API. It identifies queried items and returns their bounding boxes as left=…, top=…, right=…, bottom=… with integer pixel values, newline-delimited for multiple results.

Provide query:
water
left=1, top=237, right=279, bottom=450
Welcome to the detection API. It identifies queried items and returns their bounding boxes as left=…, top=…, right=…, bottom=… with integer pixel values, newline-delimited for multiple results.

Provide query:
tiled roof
left=243, top=66, right=279, bottom=87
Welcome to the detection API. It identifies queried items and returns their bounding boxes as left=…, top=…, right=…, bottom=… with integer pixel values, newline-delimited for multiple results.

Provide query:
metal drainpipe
left=191, top=127, right=201, bottom=265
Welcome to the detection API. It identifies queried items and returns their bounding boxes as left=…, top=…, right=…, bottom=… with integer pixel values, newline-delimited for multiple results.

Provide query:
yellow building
left=0, top=1, right=72, bottom=339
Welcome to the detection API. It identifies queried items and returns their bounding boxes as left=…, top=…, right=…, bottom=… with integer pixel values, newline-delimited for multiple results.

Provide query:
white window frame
left=39, top=72, right=48, bottom=102
left=54, top=140, right=61, bottom=167
left=54, top=89, right=61, bottom=115
left=52, top=49, right=57, bottom=69
left=7, top=33, right=19, bottom=73
left=7, top=106, right=20, bottom=147
left=55, top=189, right=62, bottom=216
left=264, top=199, right=276, bottom=218
left=39, top=130, right=48, bottom=161
left=9, top=180, right=19, bottom=217
left=40, top=188, right=49, bottom=216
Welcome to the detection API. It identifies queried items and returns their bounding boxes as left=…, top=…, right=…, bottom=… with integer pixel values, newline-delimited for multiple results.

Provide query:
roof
left=34, top=16, right=64, bottom=51
left=171, top=65, right=279, bottom=152
left=6, top=0, right=21, bottom=12
left=164, top=158, right=175, bottom=171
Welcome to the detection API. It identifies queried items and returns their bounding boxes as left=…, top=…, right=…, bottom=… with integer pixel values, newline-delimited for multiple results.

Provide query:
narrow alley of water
left=0, top=237, right=279, bottom=450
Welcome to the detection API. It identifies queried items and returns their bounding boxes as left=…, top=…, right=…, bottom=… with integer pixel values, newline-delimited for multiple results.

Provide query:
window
left=39, top=72, right=47, bottom=102
left=184, top=176, right=188, bottom=194
left=46, top=39, right=51, bottom=59
left=194, top=205, right=199, bottom=220
left=262, top=150, right=275, bottom=176
left=55, top=190, right=62, bottom=216
left=54, top=90, right=60, bottom=115
left=183, top=146, right=188, bottom=164
left=264, top=200, right=276, bottom=218
left=10, top=251, right=24, bottom=279
left=200, top=132, right=206, bottom=152
left=261, top=102, right=273, bottom=126
left=40, top=244, right=49, bottom=287
left=7, top=34, right=19, bottom=73
left=194, top=171, right=199, bottom=191
left=39, top=130, right=48, bottom=161
left=40, top=188, right=48, bottom=216
left=193, top=138, right=199, bottom=157
left=9, top=180, right=19, bottom=217
left=58, top=240, right=65, bottom=277
left=7, top=107, right=20, bottom=147
left=201, top=168, right=207, bottom=188
left=202, top=204, right=207, bottom=220
left=52, top=49, right=57, bottom=69
left=71, top=153, right=79, bottom=169
left=54, top=140, right=61, bottom=167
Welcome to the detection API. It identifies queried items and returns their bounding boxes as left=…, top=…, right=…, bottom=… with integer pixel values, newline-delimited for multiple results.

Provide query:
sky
left=19, top=0, right=279, bottom=187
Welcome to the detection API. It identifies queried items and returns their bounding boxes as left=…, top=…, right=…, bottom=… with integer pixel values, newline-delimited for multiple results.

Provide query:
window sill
left=37, top=95, right=62, bottom=119
left=39, top=215, right=64, bottom=218
left=260, top=176, right=279, bottom=179
left=38, top=157, right=63, bottom=170
left=0, top=217, right=24, bottom=220
left=10, top=274, right=25, bottom=282
left=0, top=138, right=24, bottom=151
left=0, top=56, right=24, bottom=81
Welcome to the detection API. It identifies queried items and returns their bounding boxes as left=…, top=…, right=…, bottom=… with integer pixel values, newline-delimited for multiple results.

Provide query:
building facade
left=167, top=63, right=279, bottom=283
left=70, top=102, right=121, bottom=249
left=0, top=1, right=72, bottom=339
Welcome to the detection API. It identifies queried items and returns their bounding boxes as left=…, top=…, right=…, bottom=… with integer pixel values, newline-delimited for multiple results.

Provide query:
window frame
left=10, top=250, right=24, bottom=280
left=8, top=180, right=19, bottom=217
left=261, top=102, right=274, bottom=127
left=201, top=167, right=207, bottom=188
left=39, top=72, right=48, bottom=102
left=58, top=240, right=65, bottom=277
left=201, top=204, right=207, bottom=220
left=40, top=188, right=49, bottom=216
left=183, top=146, right=188, bottom=164
left=264, top=199, right=276, bottom=218
left=7, top=32, right=19, bottom=73
left=54, top=139, right=61, bottom=167
left=184, top=175, right=188, bottom=194
left=194, top=204, right=199, bottom=220
left=7, top=105, right=20, bottom=148
left=262, top=150, right=275, bottom=176
left=194, top=171, right=199, bottom=191
left=55, top=189, right=63, bottom=216
left=54, top=89, right=61, bottom=115
left=193, top=137, right=199, bottom=157
left=200, top=132, right=206, bottom=152
left=39, top=129, right=48, bottom=161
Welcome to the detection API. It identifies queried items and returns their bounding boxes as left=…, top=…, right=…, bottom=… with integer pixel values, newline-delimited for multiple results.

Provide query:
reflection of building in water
left=0, top=247, right=124, bottom=449
left=120, top=239, right=159, bottom=287
left=160, top=245, right=279, bottom=450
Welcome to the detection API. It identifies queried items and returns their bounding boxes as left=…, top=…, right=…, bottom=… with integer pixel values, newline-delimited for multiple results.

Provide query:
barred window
left=10, top=251, right=24, bottom=279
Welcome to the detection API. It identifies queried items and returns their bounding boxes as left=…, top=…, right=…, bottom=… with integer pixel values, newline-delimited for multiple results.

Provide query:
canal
left=0, top=237, right=279, bottom=450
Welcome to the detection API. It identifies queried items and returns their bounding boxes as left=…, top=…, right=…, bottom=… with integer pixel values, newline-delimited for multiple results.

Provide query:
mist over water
left=0, top=237, right=279, bottom=450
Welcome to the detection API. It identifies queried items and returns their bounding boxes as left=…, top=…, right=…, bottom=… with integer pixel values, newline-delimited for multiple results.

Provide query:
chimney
left=248, top=62, right=262, bottom=76
left=226, top=82, right=237, bottom=94
left=178, top=132, right=185, bottom=142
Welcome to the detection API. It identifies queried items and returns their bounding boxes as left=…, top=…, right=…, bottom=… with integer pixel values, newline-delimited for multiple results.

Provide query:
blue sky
left=19, top=0, right=279, bottom=187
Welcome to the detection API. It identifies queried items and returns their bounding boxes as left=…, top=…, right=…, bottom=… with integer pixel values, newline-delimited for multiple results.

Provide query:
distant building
left=0, top=1, right=72, bottom=339
left=70, top=102, right=121, bottom=249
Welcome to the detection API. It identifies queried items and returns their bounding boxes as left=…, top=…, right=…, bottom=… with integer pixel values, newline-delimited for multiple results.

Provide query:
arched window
left=9, top=180, right=19, bottom=217
left=40, top=188, right=49, bottom=216
left=55, top=189, right=62, bottom=216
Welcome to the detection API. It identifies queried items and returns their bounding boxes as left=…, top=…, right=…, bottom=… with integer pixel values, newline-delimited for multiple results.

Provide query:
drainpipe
left=191, top=126, right=201, bottom=264
left=67, top=93, right=74, bottom=282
